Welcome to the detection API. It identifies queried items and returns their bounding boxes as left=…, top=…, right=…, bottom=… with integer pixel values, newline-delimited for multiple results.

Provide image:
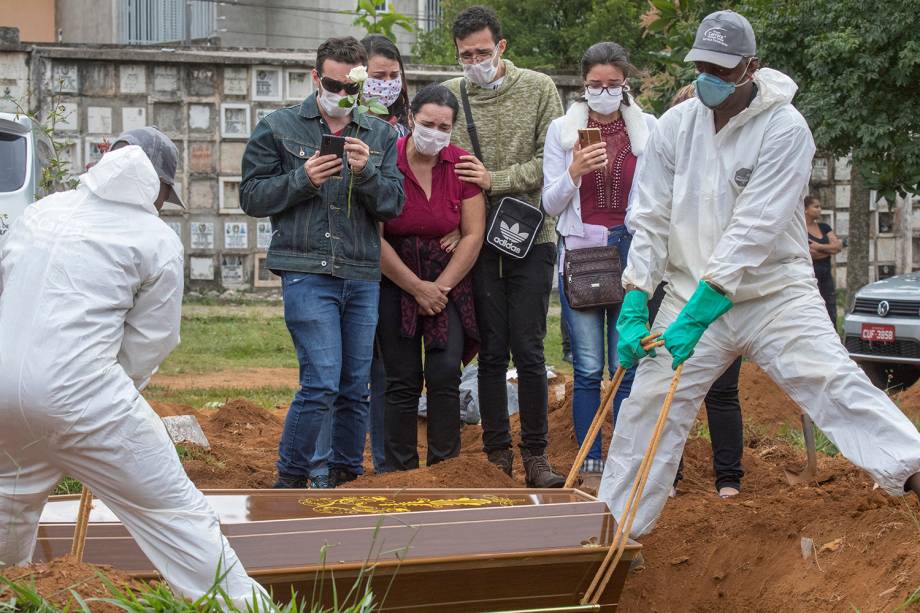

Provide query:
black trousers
left=378, top=281, right=464, bottom=470
left=816, top=270, right=837, bottom=326
left=473, top=242, right=556, bottom=454
left=649, top=282, right=744, bottom=490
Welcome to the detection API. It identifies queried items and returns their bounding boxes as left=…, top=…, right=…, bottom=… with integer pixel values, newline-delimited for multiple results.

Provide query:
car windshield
left=0, top=132, right=27, bottom=192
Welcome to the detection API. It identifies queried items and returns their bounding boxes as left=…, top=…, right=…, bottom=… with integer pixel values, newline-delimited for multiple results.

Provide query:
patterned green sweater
left=445, top=60, right=564, bottom=245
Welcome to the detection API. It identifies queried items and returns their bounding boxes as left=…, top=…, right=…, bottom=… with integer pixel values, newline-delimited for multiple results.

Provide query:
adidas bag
left=485, top=197, right=544, bottom=259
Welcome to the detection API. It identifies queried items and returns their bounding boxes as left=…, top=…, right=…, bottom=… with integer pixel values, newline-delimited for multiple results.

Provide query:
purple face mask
left=363, top=76, right=403, bottom=108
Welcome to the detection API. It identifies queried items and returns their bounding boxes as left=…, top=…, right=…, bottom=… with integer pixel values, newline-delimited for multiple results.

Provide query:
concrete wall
left=0, top=0, right=55, bottom=42
left=56, top=0, right=117, bottom=44
left=219, top=0, right=421, bottom=55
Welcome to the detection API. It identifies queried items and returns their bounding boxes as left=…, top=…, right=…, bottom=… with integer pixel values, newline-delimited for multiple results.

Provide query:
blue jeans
left=559, top=225, right=636, bottom=467
left=277, top=272, right=379, bottom=478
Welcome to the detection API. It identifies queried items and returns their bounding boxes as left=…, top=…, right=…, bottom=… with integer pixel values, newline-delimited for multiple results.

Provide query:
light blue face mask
left=694, top=59, right=752, bottom=109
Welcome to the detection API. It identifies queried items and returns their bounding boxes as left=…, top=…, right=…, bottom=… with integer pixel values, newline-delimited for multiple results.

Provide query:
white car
left=0, top=112, right=53, bottom=240
left=843, top=272, right=920, bottom=390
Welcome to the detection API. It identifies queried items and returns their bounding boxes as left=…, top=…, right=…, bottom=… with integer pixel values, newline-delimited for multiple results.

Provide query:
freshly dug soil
left=151, top=367, right=299, bottom=390
left=621, top=437, right=920, bottom=612
left=140, top=367, right=920, bottom=612
left=0, top=556, right=139, bottom=611
left=152, top=398, right=284, bottom=489
left=341, top=455, right=518, bottom=489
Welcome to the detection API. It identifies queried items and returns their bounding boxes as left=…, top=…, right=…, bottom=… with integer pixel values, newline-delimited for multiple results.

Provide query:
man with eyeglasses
left=600, top=10, right=920, bottom=537
left=241, top=36, right=404, bottom=489
left=443, top=6, right=566, bottom=488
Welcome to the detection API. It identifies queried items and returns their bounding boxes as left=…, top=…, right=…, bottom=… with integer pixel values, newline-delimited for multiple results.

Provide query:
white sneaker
left=718, top=486, right=740, bottom=499
left=669, top=486, right=677, bottom=498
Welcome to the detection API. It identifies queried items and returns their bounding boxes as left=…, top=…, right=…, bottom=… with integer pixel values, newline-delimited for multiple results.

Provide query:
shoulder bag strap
left=459, top=80, right=484, bottom=161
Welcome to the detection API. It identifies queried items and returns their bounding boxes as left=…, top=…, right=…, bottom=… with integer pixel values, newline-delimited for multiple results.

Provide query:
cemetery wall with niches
left=5, top=42, right=895, bottom=293
left=1, top=44, right=496, bottom=292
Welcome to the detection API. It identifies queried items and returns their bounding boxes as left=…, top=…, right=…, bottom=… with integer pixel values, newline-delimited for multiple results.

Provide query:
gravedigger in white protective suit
left=599, top=10, right=920, bottom=538
left=0, top=128, right=268, bottom=607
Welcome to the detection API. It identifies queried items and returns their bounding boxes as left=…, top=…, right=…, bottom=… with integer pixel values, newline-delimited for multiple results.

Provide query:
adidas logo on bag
left=493, top=221, right=529, bottom=254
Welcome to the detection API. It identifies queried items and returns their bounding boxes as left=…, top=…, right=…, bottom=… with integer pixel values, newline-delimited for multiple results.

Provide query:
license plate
left=861, top=323, right=895, bottom=343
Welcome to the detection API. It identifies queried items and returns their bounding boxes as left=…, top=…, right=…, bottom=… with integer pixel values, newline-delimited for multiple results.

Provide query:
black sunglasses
left=320, top=76, right=360, bottom=96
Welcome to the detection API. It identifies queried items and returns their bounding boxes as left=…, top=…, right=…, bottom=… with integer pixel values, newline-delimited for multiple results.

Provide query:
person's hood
left=79, top=145, right=160, bottom=214
left=727, top=67, right=798, bottom=129
left=557, top=98, right=650, bottom=155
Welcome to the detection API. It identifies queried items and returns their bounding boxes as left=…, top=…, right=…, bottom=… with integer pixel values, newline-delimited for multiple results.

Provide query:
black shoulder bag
left=459, top=81, right=544, bottom=259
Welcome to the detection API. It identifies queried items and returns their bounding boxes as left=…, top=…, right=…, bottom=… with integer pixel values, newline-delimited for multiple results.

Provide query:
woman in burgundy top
left=379, top=84, right=486, bottom=470
left=542, top=42, right=658, bottom=488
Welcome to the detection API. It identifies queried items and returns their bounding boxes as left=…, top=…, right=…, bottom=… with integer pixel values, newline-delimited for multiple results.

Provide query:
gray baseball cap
left=684, top=10, right=756, bottom=69
left=111, top=126, right=185, bottom=208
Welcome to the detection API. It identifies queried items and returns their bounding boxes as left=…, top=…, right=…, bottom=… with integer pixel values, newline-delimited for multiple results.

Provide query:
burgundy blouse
left=578, top=117, right=637, bottom=228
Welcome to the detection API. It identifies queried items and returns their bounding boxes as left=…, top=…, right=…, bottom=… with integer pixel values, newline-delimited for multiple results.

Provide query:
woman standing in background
left=804, top=195, right=843, bottom=326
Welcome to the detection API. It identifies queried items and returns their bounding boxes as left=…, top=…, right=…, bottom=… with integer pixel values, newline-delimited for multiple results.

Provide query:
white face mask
left=584, top=86, right=623, bottom=115
left=463, top=48, right=501, bottom=87
left=318, top=86, right=354, bottom=118
left=412, top=124, right=452, bottom=157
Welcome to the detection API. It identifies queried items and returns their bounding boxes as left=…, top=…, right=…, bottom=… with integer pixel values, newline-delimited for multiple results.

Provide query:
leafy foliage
left=414, top=0, right=645, bottom=73
left=3, top=92, right=81, bottom=195
left=742, top=0, right=920, bottom=199
left=352, top=0, right=415, bottom=42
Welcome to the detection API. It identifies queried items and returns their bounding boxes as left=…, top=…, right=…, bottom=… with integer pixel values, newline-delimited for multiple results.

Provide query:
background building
left=1, top=0, right=436, bottom=53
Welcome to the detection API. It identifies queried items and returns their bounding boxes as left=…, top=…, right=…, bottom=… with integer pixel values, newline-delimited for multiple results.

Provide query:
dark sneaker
left=486, top=449, right=514, bottom=477
left=309, top=474, right=335, bottom=489
left=273, top=473, right=308, bottom=489
left=521, top=449, right=565, bottom=488
left=330, top=467, right=358, bottom=486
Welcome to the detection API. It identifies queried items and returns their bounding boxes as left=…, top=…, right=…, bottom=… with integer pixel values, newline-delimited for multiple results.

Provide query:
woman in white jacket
left=542, top=42, right=657, bottom=487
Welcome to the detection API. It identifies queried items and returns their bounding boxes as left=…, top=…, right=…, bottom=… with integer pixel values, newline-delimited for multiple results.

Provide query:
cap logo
left=702, top=27, right=729, bottom=47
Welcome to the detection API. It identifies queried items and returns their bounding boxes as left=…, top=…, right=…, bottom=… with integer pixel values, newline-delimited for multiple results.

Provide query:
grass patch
left=777, top=423, right=840, bottom=457
left=689, top=420, right=711, bottom=442
left=145, top=385, right=296, bottom=409
left=159, top=315, right=296, bottom=375
left=545, top=293, right=571, bottom=375
left=52, top=476, right=83, bottom=496
left=895, top=585, right=920, bottom=611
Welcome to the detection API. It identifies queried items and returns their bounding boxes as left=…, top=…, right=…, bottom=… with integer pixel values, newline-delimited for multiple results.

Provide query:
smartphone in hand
left=320, top=134, right=346, bottom=175
left=577, top=128, right=602, bottom=149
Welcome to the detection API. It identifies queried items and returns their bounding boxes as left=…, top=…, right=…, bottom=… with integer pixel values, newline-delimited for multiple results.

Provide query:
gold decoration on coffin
left=299, top=495, right=525, bottom=515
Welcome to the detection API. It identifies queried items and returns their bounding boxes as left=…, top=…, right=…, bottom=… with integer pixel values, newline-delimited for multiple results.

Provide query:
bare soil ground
left=10, top=364, right=918, bottom=610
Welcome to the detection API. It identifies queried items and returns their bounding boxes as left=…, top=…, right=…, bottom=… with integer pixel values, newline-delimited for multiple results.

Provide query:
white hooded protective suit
left=599, top=68, right=920, bottom=537
left=0, top=146, right=267, bottom=607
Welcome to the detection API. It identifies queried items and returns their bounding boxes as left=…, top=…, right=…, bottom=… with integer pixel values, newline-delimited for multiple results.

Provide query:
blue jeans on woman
left=559, top=224, right=636, bottom=472
left=277, top=272, right=379, bottom=481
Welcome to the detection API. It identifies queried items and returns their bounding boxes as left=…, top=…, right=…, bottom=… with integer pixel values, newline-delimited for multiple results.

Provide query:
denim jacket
left=240, top=93, right=405, bottom=281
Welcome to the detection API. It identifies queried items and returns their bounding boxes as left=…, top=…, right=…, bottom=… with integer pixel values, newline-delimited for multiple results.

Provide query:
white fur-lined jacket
left=542, top=100, right=657, bottom=240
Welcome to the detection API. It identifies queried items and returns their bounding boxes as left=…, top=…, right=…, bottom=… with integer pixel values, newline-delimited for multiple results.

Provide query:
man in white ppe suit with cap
left=0, top=127, right=268, bottom=607
left=599, top=10, right=920, bottom=538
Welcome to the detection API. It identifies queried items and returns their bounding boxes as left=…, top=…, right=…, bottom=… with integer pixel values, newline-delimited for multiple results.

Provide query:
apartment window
left=119, top=0, right=216, bottom=44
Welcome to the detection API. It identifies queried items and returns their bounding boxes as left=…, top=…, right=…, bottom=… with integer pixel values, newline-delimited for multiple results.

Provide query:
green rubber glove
left=663, top=280, right=733, bottom=369
left=616, top=289, right=655, bottom=369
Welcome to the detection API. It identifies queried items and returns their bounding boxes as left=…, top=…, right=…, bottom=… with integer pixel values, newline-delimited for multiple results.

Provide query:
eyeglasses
left=320, top=76, right=361, bottom=96
left=457, top=45, right=498, bottom=65
left=584, top=83, right=628, bottom=96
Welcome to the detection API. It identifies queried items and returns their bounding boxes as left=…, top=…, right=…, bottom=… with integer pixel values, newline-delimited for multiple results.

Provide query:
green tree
left=743, top=0, right=920, bottom=300
left=414, top=0, right=645, bottom=73
left=353, top=0, right=415, bottom=42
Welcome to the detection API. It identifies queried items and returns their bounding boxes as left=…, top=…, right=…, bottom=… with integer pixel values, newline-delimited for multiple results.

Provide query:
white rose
left=348, top=65, right=368, bottom=83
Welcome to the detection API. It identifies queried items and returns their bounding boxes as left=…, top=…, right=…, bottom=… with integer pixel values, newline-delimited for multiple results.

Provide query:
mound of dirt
left=149, top=400, right=198, bottom=418
left=621, top=436, right=920, bottom=612
left=1, top=556, right=139, bottom=611
left=342, top=455, right=518, bottom=489
left=892, top=380, right=920, bottom=421
left=182, top=398, right=285, bottom=489
left=737, top=363, right=802, bottom=433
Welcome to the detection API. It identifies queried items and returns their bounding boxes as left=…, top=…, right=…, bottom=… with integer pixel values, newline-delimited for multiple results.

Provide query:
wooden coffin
left=36, top=488, right=639, bottom=612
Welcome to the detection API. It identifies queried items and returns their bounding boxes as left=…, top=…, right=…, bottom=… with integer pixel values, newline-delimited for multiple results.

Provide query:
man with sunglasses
left=443, top=6, right=565, bottom=488
left=600, top=10, right=920, bottom=537
left=241, top=36, right=404, bottom=489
